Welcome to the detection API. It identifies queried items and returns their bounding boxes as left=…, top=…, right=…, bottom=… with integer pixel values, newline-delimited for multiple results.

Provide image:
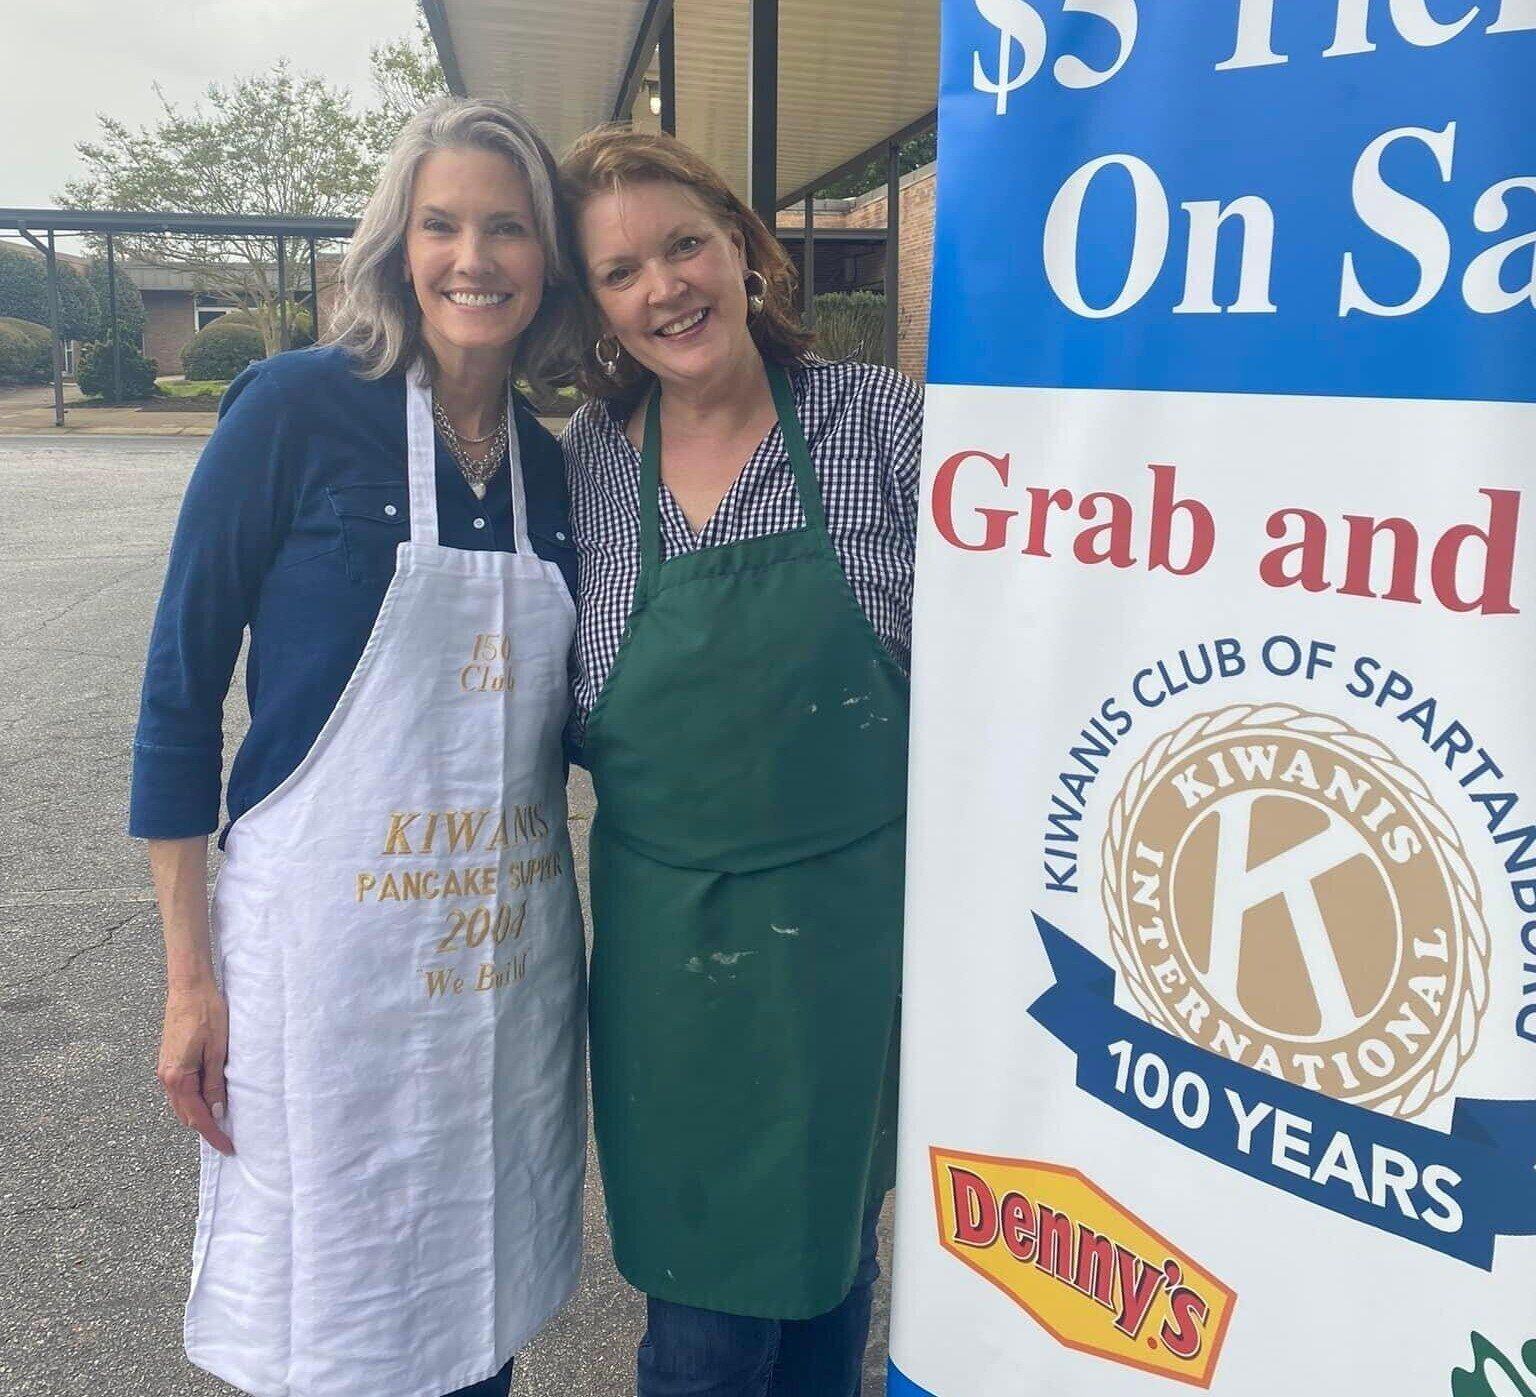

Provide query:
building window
left=195, top=296, right=241, bottom=332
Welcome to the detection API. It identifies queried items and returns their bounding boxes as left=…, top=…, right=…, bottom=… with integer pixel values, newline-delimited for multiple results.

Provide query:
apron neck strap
left=406, top=361, right=530, bottom=552
left=503, top=395, right=533, bottom=555
left=764, top=361, right=828, bottom=538
left=638, top=389, right=664, bottom=585
left=637, top=359, right=827, bottom=593
left=406, top=362, right=441, bottom=546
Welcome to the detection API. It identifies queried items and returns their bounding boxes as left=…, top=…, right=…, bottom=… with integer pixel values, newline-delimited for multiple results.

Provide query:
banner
left=890, top=3, right=1536, bottom=1392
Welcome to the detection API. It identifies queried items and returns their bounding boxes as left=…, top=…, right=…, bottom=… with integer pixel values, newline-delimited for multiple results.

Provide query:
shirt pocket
left=326, top=483, right=408, bottom=583
left=529, top=525, right=578, bottom=597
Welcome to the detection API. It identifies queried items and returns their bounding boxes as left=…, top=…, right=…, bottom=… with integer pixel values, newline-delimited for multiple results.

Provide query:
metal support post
left=308, top=237, right=320, bottom=342
left=44, top=231, right=64, bottom=425
left=803, top=196, right=815, bottom=326
left=660, top=16, right=677, bottom=135
left=884, top=141, right=901, bottom=370
left=747, top=0, right=779, bottom=229
left=275, top=236, right=289, bottom=352
left=106, top=232, right=122, bottom=401
left=14, top=228, right=63, bottom=423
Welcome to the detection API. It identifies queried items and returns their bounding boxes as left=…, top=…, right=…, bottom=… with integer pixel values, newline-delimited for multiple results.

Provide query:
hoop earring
left=744, top=269, right=767, bottom=316
left=595, top=335, right=622, bottom=378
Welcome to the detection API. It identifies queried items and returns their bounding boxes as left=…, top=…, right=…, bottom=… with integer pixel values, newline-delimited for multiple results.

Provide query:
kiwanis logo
left=1101, top=704, right=1488, bottom=1119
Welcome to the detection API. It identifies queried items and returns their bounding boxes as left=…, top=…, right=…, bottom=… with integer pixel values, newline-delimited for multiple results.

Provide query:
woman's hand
left=158, top=980, right=234, bottom=1155
left=147, top=836, right=235, bottom=1155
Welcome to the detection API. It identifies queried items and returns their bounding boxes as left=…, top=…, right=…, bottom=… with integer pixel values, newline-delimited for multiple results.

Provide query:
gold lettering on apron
left=382, top=805, right=546, bottom=856
left=461, top=634, right=515, bottom=693
left=460, top=663, right=516, bottom=692
left=382, top=811, right=419, bottom=854
left=436, top=901, right=527, bottom=954
left=474, top=952, right=527, bottom=992
left=422, top=967, right=465, bottom=999
left=473, top=632, right=512, bottom=661
left=444, top=810, right=490, bottom=852
left=504, top=852, right=564, bottom=890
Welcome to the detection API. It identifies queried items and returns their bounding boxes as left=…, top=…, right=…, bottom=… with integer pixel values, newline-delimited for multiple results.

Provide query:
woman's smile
left=655, top=306, right=709, bottom=339
left=442, top=289, right=514, bottom=309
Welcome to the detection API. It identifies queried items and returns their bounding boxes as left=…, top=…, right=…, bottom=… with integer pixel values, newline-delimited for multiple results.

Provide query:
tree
left=0, top=243, right=99, bottom=341
left=61, top=62, right=390, bottom=355
left=366, top=15, right=450, bottom=153
left=819, top=130, right=937, bottom=200
left=85, top=256, right=147, bottom=345
left=59, top=24, right=449, bottom=358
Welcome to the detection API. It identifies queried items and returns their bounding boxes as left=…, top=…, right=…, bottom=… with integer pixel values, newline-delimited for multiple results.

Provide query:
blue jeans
left=636, top=1202, right=883, bottom=1397
left=448, top=1358, right=513, bottom=1396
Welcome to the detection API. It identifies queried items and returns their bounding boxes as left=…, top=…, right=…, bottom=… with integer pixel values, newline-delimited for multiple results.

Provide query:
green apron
left=583, top=361, right=910, bottom=1320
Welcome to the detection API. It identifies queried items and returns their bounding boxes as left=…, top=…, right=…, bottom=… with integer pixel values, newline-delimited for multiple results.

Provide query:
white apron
left=185, top=366, right=585, bottom=1397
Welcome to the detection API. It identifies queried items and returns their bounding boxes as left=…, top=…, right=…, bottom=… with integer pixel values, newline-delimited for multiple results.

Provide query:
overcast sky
left=1, top=0, right=420, bottom=251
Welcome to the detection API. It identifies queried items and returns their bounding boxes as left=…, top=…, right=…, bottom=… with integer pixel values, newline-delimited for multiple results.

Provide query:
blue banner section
left=888, top=1359, right=940, bottom=1396
left=930, top=0, right=1536, bottom=400
left=1026, top=915, right=1536, bottom=1270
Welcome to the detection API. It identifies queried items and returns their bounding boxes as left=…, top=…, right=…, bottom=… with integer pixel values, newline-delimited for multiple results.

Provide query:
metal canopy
left=423, top=0, right=664, bottom=152
left=424, top=0, right=938, bottom=207
left=681, top=0, right=937, bottom=205
left=0, top=209, right=355, bottom=426
left=0, top=209, right=357, bottom=238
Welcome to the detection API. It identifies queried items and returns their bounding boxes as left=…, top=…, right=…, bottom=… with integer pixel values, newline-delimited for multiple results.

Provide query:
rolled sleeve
left=128, top=365, right=293, bottom=838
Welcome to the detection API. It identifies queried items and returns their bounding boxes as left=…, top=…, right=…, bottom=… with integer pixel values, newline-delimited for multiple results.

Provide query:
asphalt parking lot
left=0, top=435, right=891, bottom=1396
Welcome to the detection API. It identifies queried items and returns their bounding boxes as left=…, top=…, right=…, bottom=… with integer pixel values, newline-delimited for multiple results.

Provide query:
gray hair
left=327, top=96, right=575, bottom=392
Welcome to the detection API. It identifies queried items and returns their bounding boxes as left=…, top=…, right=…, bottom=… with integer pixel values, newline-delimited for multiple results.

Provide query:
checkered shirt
left=562, top=357, right=923, bottom=729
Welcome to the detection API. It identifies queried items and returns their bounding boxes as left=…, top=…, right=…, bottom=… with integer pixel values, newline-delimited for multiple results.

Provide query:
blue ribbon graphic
left=1027, top=915, right=1536, bottom=1270
left=887, top=1360, right=939, bottom=1396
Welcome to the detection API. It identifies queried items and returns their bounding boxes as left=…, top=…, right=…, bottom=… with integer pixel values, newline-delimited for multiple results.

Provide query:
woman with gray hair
left=131, top=97, right=586, bottom=1396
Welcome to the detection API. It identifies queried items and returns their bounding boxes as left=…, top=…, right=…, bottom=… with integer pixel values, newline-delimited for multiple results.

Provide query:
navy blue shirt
left=129, top=345, right=577, bottom=843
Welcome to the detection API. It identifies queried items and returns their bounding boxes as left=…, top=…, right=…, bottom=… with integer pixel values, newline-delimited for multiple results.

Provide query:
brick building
left=777, top=161, right=937, bottom=383
left=132, top=266, right=232, bottom=375
left=132, top=262, right=342, bottom=376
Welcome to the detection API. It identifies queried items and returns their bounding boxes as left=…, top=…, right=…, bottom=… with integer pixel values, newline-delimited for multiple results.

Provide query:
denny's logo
left=932, top=1149, right=1236, bottom=1387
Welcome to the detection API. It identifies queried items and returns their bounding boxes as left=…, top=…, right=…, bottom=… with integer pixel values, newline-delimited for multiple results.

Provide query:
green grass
left=158, top=378, right=230, bottom=399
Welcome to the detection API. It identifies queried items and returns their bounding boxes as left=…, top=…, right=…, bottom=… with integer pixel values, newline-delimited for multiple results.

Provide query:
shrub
left=0, top=316, right=52, bottom=384
left=182, top=318, right=266, bottom=381
left=86, top=258, right=147, bottom=343
left=76, top=339, right=159, bottom=401
left=221, top=303, right=315, bottom=348
left=811, top=291, right=885, bottom=364
left=0, top=250, right=48, bottom=326
left=0, top=245, right=99, bottom=340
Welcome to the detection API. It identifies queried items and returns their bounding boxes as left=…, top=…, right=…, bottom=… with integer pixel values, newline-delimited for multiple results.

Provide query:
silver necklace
left=433, top=389, right=509, bottom=499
